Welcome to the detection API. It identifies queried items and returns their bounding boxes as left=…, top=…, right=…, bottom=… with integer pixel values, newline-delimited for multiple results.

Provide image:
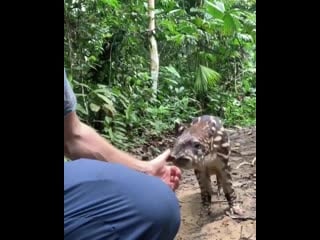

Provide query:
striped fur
left=170, top=115, right=237, bottom=214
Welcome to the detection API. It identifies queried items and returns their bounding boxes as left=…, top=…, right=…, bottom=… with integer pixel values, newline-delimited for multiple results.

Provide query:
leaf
left=199, top=52, right=217, bottom=63
left=89, top=103, right=100, bottom=112
left=97, top=93, right=113, bottom=105
left=108, top=128, right=114, bottom=140
left=195, top=65, right=221, bottom=94
left=194, top=16, right=204, bottom=27
left=165, top=65, right=181, bottom=78
left=178, top=21, right=197, bottom=34
left=102, top=103, right=116, bottom=116
left=117, top=93, right=130, bottom=109
left=166, top=34, right=185, bottom=45
left=155, top=9, right=164, bottom=15
left=200, top=65, right=221, bottom=87
left=168, top=9, right=183, bottom=15
left=195, top=68, right=207, bottom=94
left=223, top=13, right=237, bottom=35
left=237, top=33, right=253, bottom=42
left=100, top=0, right=119, bottom=8
left=72, top=81, right=91, bottom=90
left=161, top=19, right=177, bottom=34
left=205, top=1, right=225, bottom=19
left=113, top=132, right=128, bottom=141
left=76, top=104, right=88, bottom=115
left=215, top=1, right=225, bottom=13
left=113, top=120, right=127, bottom=127
left=190, top=7, right=203, bottom=13
left=251, top=29, right=256, bottom=42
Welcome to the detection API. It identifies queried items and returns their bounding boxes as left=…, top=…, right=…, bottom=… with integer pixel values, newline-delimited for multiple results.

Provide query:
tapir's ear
left=174, top=121, right=186, bottom=137
left=207, top=117, right=220, bottom=137
left=208, top=123, right=216, bottom=137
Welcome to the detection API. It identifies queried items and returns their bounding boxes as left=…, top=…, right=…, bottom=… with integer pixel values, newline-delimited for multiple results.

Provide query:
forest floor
left=131, top=126, right=256, bottom=240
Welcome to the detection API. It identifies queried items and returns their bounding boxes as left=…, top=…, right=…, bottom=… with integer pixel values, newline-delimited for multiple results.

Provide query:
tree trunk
left=148, top=0, right=159, bottom=94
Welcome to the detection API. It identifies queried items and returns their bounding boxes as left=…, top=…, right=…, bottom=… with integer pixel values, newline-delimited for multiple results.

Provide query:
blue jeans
left=64, top=159, right=181, bottom=240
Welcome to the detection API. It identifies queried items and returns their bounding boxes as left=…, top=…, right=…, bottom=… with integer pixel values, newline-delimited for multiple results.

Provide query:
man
left=64, top=69, right=182, bottom=240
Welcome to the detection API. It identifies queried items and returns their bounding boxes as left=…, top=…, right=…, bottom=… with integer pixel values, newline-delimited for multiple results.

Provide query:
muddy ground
left=132, top=126, right=256, bottom=240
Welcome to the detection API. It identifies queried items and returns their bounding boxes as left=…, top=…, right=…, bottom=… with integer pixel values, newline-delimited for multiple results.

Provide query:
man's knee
left=133, top=177, right=181, bottom=239
left=64, top=159, right=181, bottom=239
left=147, top=196, right=181, bottom=239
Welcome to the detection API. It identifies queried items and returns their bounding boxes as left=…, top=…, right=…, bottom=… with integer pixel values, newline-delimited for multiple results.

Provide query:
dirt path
left=131, top=126, right=256, bottom=240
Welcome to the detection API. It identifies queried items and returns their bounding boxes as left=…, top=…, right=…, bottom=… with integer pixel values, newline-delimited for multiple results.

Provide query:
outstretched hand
left=149, top=149, right=182, bottom=191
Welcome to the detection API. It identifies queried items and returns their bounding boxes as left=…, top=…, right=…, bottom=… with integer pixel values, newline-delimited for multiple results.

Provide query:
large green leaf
left=195, top=65, right=221, bottom=94
left=223, top=13, right=237, bottom=35
left=205, top=1, right=225, bottom=19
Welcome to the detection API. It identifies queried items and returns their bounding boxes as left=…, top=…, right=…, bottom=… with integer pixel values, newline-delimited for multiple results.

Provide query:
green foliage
left=64, top=0, right=256, bottom=150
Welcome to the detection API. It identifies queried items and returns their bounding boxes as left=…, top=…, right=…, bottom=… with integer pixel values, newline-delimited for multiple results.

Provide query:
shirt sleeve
left=64, top=69, right=77, bottom=117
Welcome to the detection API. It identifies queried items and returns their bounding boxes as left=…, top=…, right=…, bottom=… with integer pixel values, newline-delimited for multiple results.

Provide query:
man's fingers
left=171, top=166, right=182, bottom=180
left=173, top=178, right=180, bottom=191
left=175, top=167, right=182, bottom=180
left=154, top=149, right=171, bottom=162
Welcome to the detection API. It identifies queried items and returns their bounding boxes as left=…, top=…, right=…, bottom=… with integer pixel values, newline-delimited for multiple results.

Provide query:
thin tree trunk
left=148, top=0, right=159, bottom=94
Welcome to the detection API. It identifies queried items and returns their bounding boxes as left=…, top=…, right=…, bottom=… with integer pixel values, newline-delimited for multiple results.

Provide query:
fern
left=195, top=65, right=221, bottom=95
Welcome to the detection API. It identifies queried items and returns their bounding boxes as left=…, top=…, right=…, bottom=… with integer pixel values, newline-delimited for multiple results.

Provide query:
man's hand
left=148, top=149, right=182, bottom=191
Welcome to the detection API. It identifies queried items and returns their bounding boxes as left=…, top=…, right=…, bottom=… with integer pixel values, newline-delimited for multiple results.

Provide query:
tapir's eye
left=193, top=142, right=201, bottom=149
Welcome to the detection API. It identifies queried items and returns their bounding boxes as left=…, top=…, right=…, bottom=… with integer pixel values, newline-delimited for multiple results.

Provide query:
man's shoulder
left=64, top=69, right=77, bottom=117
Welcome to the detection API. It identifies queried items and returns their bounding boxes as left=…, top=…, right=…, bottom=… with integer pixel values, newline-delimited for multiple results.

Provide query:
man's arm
left=63, top=69, right=181, bottom=190
left=64, top=111, right=152, bottom=174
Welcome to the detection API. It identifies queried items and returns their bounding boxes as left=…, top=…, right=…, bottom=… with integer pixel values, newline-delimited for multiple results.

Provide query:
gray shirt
left=64, top=69, right=77, bottom=117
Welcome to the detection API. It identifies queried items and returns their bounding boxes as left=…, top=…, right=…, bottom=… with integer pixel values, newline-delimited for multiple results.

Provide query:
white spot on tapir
left=214, top=136, right=222, bottom=142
